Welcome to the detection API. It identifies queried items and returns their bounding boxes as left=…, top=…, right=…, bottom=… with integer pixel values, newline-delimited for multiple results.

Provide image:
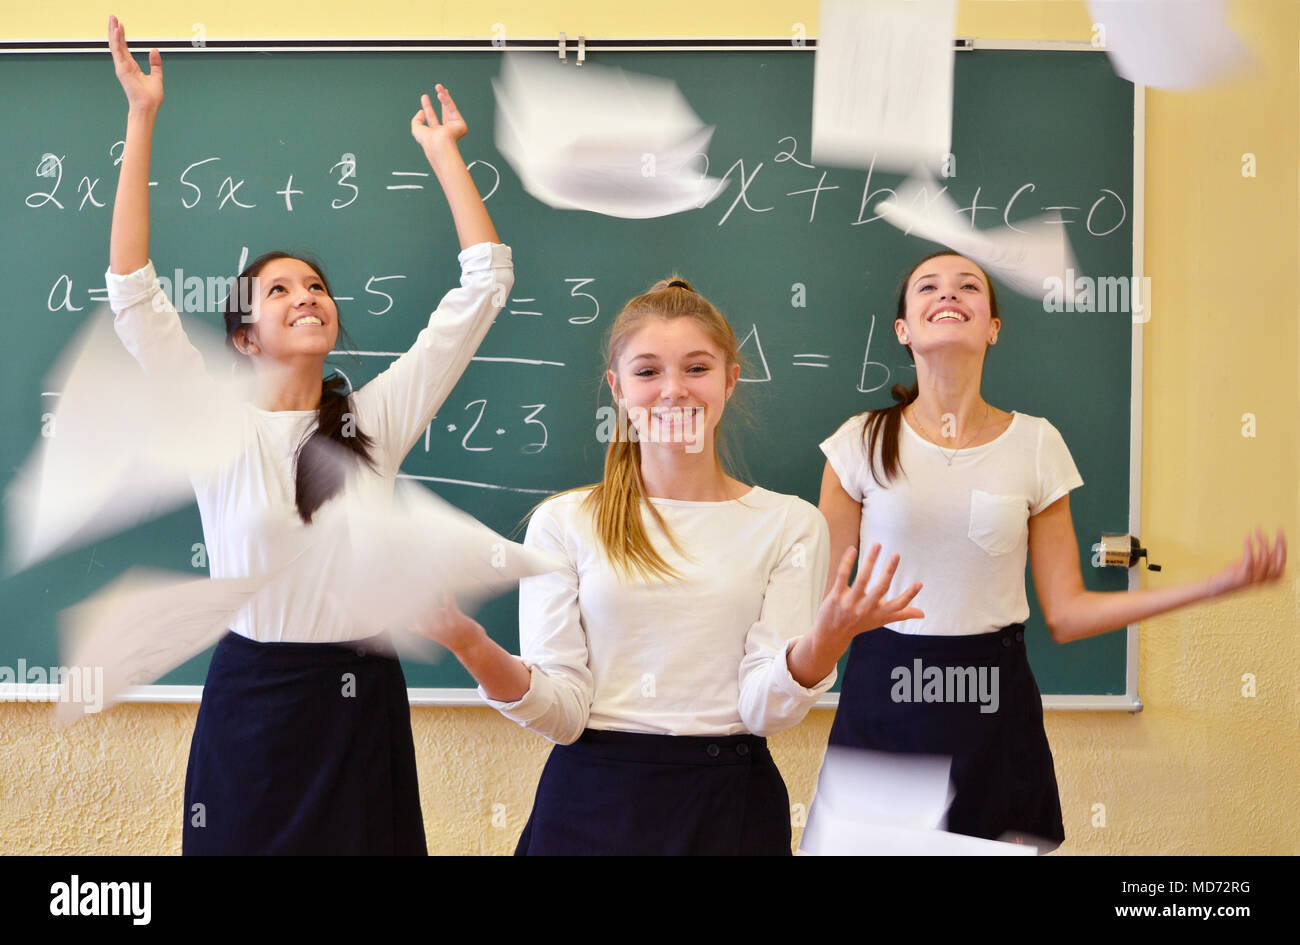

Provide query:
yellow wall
left=2, top=1, right=1296, bottom=855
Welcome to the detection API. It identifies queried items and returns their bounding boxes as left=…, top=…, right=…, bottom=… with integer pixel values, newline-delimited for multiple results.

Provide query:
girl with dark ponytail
left=222, top=251, right=377, bottom=525
left=104, top=17, right=513, bottom=854
left=814, top=250, right=1286, bottom=851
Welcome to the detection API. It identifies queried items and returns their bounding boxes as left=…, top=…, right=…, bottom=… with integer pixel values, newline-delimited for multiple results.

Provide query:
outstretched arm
left=349, top=85, right=511, bottom=469
left=107, top=14, right=163, bottom=276
left=416, top=595, right=532, bottom=702
left=1029, top=495, right=1287, bottom=643
left=414, top=503, right=594, bottom=746
left=104, top=16, right=205, bottom=378
left=411, top=84, right=499, bottom=250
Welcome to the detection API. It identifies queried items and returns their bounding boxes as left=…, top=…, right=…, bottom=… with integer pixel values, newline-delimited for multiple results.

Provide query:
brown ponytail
left=863, top=382, right=919, bottom=488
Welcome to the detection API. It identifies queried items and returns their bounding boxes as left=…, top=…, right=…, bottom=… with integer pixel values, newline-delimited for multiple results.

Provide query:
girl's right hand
left=814, top=544, right=924, bottom=646
left=412, top=593, right=489, bottom=655
left=109, top=15, right=163, bottom=112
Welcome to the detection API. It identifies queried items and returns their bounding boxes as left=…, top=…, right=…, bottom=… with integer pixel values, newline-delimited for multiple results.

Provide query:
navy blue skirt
left=183, top=631, right=426, bottom=855
left=516, top=730, right=792, bottom=856
left=828, top=624, right=1064, bottom=851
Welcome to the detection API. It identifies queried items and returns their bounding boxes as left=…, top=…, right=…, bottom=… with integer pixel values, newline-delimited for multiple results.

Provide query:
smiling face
left=234, top=257, right=339, bottom=362
left=607, top=316, right=739, bottom=454
left=895, top=254, right=999, bottom=357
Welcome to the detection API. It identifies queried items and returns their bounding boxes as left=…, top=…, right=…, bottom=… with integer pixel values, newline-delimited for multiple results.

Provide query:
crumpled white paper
left=493, top=53, right=723, bottom=218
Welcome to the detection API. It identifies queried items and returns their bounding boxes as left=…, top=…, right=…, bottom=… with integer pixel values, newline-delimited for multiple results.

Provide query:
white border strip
left=1127, top=82, right=1147, bottom=711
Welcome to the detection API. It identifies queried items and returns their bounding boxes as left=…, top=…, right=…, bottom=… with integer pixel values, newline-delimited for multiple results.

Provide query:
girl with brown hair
left=816, top=250, right=1287, bottom=851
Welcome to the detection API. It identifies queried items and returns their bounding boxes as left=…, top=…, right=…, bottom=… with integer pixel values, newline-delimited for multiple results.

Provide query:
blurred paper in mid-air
left=1088, top=0, right=1252, bottom=90
left=811, top=0, right=957, bottom=172
left=56, top=567, right=270, bottom=725
left=332, top=477, right=563, bottom=639
left=875, top=172, right=1079, bottom=298
left=799, top=746, right=1039, bottom=855
left=493, top=54, right=723, bottom=218
left=6, top=308, right=251, bottom=573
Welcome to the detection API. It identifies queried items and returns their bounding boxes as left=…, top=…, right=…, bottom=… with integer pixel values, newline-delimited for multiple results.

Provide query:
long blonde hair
left=579, top=277, right=743, bottom=582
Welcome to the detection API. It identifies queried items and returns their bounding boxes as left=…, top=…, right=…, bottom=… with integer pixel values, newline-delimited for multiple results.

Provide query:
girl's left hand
left=1205, top=527, right=1287, bottom=599
left=814, top=544, right=925, bottom=647
left=411, top=84, right=468, bottom=156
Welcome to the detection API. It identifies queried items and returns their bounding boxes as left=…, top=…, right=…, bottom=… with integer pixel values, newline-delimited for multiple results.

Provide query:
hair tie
left=666, top=280, right=691, bottom=291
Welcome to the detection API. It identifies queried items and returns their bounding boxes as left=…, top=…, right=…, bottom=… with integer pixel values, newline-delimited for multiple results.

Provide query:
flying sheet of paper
left=874, top=172, right=1079, bottom=297
left=811, top=0, right=956, bottom=172
left=55, top=567, right=270, bottom=726
left=6, top=307, right=252, bottom=573
left=806, top=746, right=955, bottom=830
left=330, top=475, right=563, bottom=639
left=1088, top=0, right=1252, bottom=90
left=51, top=476, right=561, bottom=725
left=493, top=53, right=723, bottom=218
left=799, top=746, right=1038, bottom=855
left=801, top=819, right=1041, bottom=855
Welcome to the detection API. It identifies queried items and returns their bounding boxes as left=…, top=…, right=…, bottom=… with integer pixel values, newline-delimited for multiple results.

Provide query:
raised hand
left=108, top=15, right=163, bottom=113
left=410, top=84, right=468, bottom=157
left=815, top=544, right=924, bottom=646
left=1205, top=527, right=1287, bottom=599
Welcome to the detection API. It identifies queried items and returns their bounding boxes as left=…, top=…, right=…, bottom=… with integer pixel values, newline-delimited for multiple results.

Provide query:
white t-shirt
left=107, top=242, right=514, bottom=643
left=820, top=411, right=1083, bottom=636
left=482, top=486, right=837, bottom=744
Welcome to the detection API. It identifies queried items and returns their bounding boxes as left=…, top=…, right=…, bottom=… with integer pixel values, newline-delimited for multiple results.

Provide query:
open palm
left=411, top=84, right=468, bottom=154
left=108, top=15, right=163, bottom=111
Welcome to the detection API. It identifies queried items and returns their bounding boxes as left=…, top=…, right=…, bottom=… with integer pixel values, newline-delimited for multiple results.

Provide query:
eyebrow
left=627, top=350, right=719, bottom=362
left=913, top=271, right=985, bottom=284
left=262, top=272, right=322, bottom=287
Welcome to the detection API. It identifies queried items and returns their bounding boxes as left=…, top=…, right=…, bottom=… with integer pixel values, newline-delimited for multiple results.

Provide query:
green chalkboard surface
left=0, top=47, right=1134, bottom=698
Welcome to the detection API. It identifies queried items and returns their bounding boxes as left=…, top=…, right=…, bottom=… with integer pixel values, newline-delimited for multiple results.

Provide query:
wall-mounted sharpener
left=1092, top=533, right=1161, bottom=571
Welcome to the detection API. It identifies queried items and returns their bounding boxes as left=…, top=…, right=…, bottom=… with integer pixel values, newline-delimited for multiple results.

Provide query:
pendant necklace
left=910, top=403, right=992, bottom=466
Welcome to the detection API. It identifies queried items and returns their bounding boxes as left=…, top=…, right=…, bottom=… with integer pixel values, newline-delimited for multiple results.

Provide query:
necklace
left=909, top=403, right=992, bottom=466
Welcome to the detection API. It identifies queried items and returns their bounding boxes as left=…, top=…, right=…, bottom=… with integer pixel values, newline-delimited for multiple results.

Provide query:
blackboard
left=0, top=46, right=1136, bottom=700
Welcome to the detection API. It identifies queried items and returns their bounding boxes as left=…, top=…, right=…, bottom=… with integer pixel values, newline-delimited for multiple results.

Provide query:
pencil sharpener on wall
left=1091, top=533, right=1161, bottom=571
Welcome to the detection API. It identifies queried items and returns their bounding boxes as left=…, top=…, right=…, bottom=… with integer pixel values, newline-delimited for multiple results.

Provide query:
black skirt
left=516, top=729, right=792, bottom=856
left=828, top=624, right=1064, bottom=851
left=183, top=631, right=426, bottom=855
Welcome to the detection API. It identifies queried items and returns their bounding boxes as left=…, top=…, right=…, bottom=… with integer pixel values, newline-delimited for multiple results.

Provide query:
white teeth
left=292, top=316, right=323, bottom=327
left=931, top=312, right=966, bottom=322
left=652, top=408, right=697, bottom=421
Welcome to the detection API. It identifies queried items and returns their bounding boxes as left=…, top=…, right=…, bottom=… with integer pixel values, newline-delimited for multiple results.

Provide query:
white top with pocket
left=820, top=411, right=1083, bottom=636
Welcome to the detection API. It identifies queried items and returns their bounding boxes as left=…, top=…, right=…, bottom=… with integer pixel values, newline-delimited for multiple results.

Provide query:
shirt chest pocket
left=967, top=490, right=1027, bottom=556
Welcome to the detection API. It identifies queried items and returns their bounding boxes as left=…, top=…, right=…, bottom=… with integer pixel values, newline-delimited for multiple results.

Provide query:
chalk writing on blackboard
left=26, top=153, right=65, bottom=209
left=565, top=278, right=599, bottom=325
left=737, top=325, right=771, bottom=383
left=858, top=315, right=890, bottom=394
